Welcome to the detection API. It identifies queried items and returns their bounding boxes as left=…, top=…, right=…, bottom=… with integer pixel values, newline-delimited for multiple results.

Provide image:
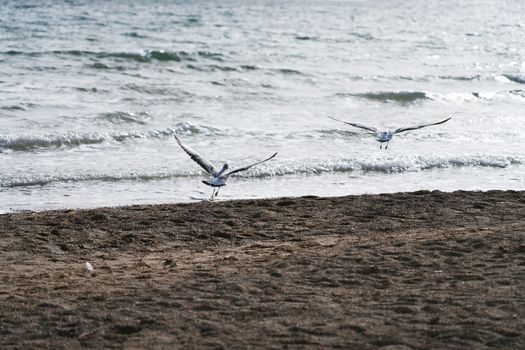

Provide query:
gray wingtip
left=267, top=152, right=278, bottom=161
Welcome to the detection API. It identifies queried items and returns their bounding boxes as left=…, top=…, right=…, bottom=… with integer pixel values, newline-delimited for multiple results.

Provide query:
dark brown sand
left=1, top=190, right=524, bottom=349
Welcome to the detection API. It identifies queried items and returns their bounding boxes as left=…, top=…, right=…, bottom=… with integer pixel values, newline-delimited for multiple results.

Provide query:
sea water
left=1, top=0, right=524, bottom=212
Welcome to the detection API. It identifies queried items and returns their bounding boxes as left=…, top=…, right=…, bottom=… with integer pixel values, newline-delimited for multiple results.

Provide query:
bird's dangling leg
left=385, top=142, right=389, bottom=150
left=380, top=143, right=383, bottom=150
left=215, top=187, right=220, bottom=198
left=208, top=188, right=216, bottom=201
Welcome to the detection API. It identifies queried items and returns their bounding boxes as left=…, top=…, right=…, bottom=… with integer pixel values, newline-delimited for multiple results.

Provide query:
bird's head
left=376, top=132, right=393, bottom=142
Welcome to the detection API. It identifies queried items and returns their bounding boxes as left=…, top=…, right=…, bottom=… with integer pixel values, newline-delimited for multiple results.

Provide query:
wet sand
left=1, top=190, right=524, bottom=349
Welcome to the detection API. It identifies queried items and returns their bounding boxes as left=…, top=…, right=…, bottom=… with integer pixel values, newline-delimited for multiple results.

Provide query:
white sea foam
left=2, top=153, right=523, bottom=188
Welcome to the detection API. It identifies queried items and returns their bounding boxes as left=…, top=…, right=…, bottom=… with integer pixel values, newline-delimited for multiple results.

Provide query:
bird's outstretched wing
left=225, top=152, right=278, bottom=177
left=393, top=117, right=451, bottom=134
left=328, top=116, right=377, bottom=133
left=174, top=135, right=217, bottom=176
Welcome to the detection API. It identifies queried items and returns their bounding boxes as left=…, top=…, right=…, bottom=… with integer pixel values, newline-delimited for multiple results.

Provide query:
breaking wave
left=1, top=171, right=190, bottom=188
left=247, top=154, right=524, bottom=178
left=0, top=122, right=219, bottom=151
left=437, top=73, right=525, bottom=84
left=2, top=153, right=522, bottom=188
left=337, top=89, right=525, bottom=104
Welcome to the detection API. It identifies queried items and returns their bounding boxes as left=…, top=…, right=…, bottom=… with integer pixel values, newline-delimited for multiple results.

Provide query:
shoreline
left=2, top=188, right=524, bottom=216
left=1, top=190, right=524, bottom=348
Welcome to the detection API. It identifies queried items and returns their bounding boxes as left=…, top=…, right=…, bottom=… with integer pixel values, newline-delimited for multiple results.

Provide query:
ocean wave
left=250, top=154, right=523, bottom=177
left=507, top=89, right=525, bottom=98
left=187, top=64, right=265, bottom=73
left=86, top=62, right=127, bottom=71
left=123, top=32, right=148, bottom=38
left=437, top=75, right=481, bottom=81
left=349, top=32, right=375, bottom=40
left=186, top=64, right=238, bottom=72
left=437, top=74, right=525, bottom=83
left=429, top=90, right=525, bottom=102
left=0, top=171, right=188, bottom=188
left=95, top=111, right=152, bottom=125
left=2, top=154, right=522, bottom=188
left=240, top=65, right=260, bottom=71
left=121, top=84, right=195, bottom=97
left=425, top=91, right=479, bottom=103
left=338, top=89, right=525, bottom=104
left=0, top=122, right=218, bottom=151
left=2, top=49, right=224, bottom=63
left=0, top=103, right=33, bottom=111
left=272, top=68, right=304, bottom=75
left=342, top=91, right=429, bottom=104
left=503, top=74, right=525, bottom=84
left=295, top=35, right=316, bottom=41
left=74, top=87, right=107, bottom=93
left=341, top=74, right=518, bottom=83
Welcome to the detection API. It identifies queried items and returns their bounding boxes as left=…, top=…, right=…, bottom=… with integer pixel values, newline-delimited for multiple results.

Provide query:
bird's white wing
left=328, top=116, right=377, bottom=133
left=225, top=152, right=278, bottom=177
left=174, top=135, right=217, bottom=176
left=393, top=117, right=451, bottom=134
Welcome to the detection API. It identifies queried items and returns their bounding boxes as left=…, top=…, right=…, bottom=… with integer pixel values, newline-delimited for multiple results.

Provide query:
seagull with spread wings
left=329, top=116, right=451, bottom=149
left=175, top=135, right=277, bottom=200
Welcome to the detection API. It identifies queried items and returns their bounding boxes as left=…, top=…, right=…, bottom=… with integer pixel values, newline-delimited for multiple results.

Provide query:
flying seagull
left=329, top=116, right=451, bottom=149
left=175, top=135, right=277, bottom=201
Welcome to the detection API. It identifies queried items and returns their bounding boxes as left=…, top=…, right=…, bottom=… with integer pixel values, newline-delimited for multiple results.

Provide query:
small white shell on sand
left=84, top=262, right=94, bottom=273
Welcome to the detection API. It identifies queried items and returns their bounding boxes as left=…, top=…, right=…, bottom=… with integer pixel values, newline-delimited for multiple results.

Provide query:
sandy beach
left=1, top=190, right=524, bottom=349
